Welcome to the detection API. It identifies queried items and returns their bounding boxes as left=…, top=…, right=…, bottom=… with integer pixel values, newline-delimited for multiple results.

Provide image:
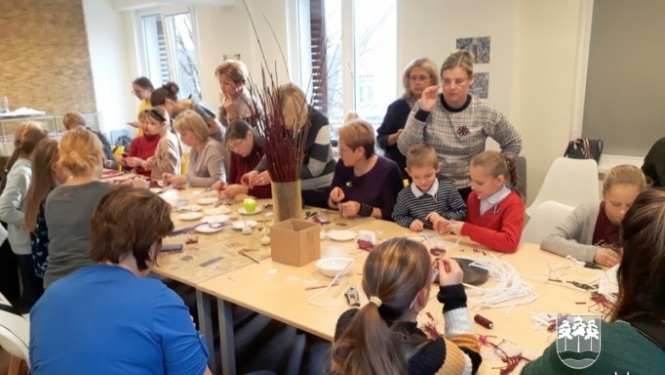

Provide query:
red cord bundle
left=478, top=335, right=531, bottom=375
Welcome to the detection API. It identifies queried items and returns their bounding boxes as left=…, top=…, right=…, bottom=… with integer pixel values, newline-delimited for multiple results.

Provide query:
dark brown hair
left=471, top=150, right=519, bottom=188
left=132, top=76, right=154, bottom=90
left=331, top=237, right=432, bottom=375
left=24, top=139, right=59, bottom=233
left=90, top=185, right=174, bottom=271
left=226, top=119, right=262, bottom=148
left=612, top=189, right=665, bottom=323
left=150, top=82, right=179, bottom=106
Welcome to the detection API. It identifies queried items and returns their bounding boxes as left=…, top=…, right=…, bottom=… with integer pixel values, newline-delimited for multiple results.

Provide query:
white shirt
left=479, top=185, right=511, bottom=215
left=411, top=179, right=439, bottom=199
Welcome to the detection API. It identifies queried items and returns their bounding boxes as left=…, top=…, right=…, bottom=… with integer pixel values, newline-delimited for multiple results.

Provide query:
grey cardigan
left=188, top=138, right=226, bottom=187
left=540, top=202, right=601, bottom=263
left=0, top=158, right=31, bottom=255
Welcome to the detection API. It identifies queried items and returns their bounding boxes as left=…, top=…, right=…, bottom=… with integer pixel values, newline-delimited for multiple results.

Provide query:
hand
left=125, top=157, right=143, bottom=168
left=446, top=220, right=464, bottom=235
left=250, top=171, right=271, bottom=187
left=223, top=97, right=239, bottom=120
left=241, top=171, right=258, bottom=187
left=387, top=129, right=403, bottom=146
left=123, top=178, right=149, bottom=189
left=114, top=155, right=125, bottom=166
left=426, top=212, right=443, bottom=224
left=103, top=159, right=112, bottom=168
left=167, top=176, right=187, bottom=188
left=437, top=257, right=463, bottom=286
left=419, top=86, right=439, bottom=112
left=127, top=121, right=139, bottom=128
left=220, top=184, right=249, bottom=198
left=409, top=219, right=424, bottom=232
left=212, top=180, right=227, bottom=192
left=340, top=201, right=360, bottom=217
left=433, top=218, right=451, bottom=234
left=329, top=187, right=345, bottom=205
left=594, top=248, right=621, bottom=268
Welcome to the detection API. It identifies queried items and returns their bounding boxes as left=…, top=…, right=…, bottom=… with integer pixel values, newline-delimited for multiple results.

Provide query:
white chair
left=0, top=294, right=30, bottom=374
left=522, top=200, right=575, bottom=244
left=526, top=157, right=599, bottom=217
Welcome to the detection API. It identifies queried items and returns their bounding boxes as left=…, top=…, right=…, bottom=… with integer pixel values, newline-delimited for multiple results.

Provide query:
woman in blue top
left=30, top=185, right=212, bottom=375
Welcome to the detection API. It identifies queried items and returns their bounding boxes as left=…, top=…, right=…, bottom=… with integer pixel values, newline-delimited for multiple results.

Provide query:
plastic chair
left=526, top=157, right=599, bottom=217
left=0, top=305, right=30, bottom=373
left=521, top=200, right=575, bottom=244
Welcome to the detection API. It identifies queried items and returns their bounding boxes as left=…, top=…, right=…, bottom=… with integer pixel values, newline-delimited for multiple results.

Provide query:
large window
left=308, top=0, right=397, bottom=138
left=139, top=9, right=202, bottom=100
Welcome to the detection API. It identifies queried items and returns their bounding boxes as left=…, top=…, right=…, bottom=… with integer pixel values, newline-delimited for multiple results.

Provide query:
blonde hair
left=602, top=165, right=647, bottom=195
left=338, top=118, right=375, bottom=159
left=215, top=59, right=250, bottom=84
left=58, top=127, right=104, bottom=176
left=440, top=49, right=475, bottom=78
left=278, top=83, right=309, bottom=129
left=174, top=110, right=209, bottom=145
left=402, top=58, right=439, bottom=100
left=406, top=144, right=439, bottom=169
left=62, top=112, right=86, bottom=130
left=471, top=151, right=519, bottom=188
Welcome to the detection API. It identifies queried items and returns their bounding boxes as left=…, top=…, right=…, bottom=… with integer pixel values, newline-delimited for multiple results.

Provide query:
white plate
left=201, top=215, right=230, bottom=224
left=177, top=205, right=202, bottom=213
left=195, top=223, right=226, bottom=234
left=315, top=257, right=355, bottom=277
left=197, top=197, right=219, bottom=205
left=203, top=207, right=231, bottom=215
left=326, top=230, right=357, bottom=242
left=149, top=187, right=163, bottom=194
left=178, top=212, right=204, bottom=221
left=232, top=220, right=258, bottom=230
left=237, top=206, right=263, bottom=215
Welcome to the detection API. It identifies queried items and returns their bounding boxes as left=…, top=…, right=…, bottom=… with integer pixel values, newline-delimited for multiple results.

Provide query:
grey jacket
left=540, top=202, right=601, bottom=263
left=188, top=138, right=226, bottom=187
left=0, top=158, right=31, bottom=255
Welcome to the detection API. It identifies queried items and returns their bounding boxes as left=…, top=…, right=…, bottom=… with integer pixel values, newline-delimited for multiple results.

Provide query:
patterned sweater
left=462, top=190, right=524, bottom=253
left=333, top=284, right=481, bottom=375
left=392, top=179, right=467, bottom=229
left=397, top=94, right=522, bottom=189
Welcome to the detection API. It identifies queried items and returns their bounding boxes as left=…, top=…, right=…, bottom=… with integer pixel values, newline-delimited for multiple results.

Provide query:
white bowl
left=315, top=257, right=355, bottom=277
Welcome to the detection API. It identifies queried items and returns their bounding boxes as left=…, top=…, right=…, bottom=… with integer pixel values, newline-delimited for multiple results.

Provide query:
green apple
left=243, top=198, right=257, bottom=213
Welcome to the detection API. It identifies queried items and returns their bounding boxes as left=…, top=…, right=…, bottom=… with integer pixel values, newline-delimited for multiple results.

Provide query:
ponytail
left=503, top=154, right=520, bottom=188
left=471, top=151, right=520, bottom=191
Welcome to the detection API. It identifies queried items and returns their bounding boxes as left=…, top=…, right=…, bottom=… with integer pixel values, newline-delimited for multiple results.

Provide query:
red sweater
left=461, top=190, right=524, bottom=253
left=127, top=134, right=160, bottom=177
left=227, top=144, right=272, bottom=199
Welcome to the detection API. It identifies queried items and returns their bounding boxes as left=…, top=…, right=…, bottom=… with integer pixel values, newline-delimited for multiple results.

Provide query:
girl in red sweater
left=437, top=151, right=524, bottom=253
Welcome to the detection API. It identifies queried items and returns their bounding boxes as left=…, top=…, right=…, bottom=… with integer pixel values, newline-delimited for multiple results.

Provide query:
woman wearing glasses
left=212, top=119, right=271, bottom=199
left=377, top=58, right=439, bottom=178
left=140, top=107, right=182, bottom=181
left=397, top=50, right=522, bottom=203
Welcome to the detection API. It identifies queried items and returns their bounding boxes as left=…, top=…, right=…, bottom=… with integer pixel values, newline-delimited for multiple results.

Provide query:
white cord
left=307, top=260, right=354, bottom=308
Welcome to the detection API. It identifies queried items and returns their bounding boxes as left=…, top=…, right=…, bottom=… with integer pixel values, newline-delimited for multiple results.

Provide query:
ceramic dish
left=197, top=197, right=219, bottom=205
left=149, top=187, right=163, bottom=194
left=177, top=205, right=202, bottom=213
left=203, top=207, right=231, bottom=215
left=449, top=257, right=489, bottom=286
left=195, top=223, right=226, bottom=234
left=326, top=230, right=357, bottom=242
left=178, top=212, right=204, bottom=221
left=237, top=207, right=263, bottom=215
left=201, top=215, right=230, bottom=224
left=315, top=257, right=355, bottom=277
left=232, top=220, right=258, bottom=230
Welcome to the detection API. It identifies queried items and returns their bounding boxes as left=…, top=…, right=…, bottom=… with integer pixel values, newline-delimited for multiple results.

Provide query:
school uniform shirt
left=392, top=179, right=467, bottom=229
left=462, top=188, right=524, bottom=253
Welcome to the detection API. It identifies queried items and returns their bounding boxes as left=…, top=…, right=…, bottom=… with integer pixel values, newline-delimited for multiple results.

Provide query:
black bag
left=564, top=138, right=604, bottom=163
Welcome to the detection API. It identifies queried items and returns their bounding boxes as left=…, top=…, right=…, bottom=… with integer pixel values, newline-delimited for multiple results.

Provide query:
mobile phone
left=160, top=244, right=184, bottom=253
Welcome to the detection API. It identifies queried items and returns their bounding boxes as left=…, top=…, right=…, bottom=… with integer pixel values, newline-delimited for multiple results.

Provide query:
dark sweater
left=377, top=98, right=414, bottom=177
left=642, top=137, right=665, bottom=187
left=330, top=156, right=403, bottom=220
left=227, top=143, right=271, bottom=199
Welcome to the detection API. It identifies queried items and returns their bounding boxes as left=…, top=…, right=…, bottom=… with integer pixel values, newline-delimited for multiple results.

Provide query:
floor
left=0, top=349, right=28, bottom=375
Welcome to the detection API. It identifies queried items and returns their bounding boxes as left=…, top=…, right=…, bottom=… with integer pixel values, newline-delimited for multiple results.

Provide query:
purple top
left=331, top=156, right=403, bottom=220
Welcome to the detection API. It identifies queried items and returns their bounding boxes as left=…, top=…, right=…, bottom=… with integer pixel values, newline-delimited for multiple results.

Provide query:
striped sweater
left=392, top=179, right=467, bottom=229
left=333, top=284, right=481, bottom=375
left=397, top=94, right=522, bottom=190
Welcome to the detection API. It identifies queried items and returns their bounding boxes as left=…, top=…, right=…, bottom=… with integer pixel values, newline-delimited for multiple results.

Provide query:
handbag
left=564, top=138, right=604, bottom=163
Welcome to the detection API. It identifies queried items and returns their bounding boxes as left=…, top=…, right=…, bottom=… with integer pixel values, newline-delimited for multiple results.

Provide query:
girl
left=0, top=121, right=49, bottom=305
left=140, top=107, right=182, bottom=181
left=541, top=164, right=647, bottom=267
left=24, top=139, right=70, bottom=281
left=332, top=237, right=481, bottom=375
left=438, top=150, right=524, bottom=253
left=115, top=110, right=159, bottom=177
left=62, top=112, right=115, bottom=169
left=212, top=119, right=271, bottom=199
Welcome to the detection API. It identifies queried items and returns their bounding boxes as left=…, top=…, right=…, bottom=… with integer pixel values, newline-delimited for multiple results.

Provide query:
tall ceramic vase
left=271, top=180, right=302, bottom=223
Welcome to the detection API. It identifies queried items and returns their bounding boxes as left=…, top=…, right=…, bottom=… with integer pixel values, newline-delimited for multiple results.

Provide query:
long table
left=196, top=216, right=603, bottom=375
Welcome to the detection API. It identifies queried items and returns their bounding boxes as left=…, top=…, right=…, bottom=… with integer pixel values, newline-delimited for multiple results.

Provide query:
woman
left=327, top=117, right=403, bottom=220
left=140, top=107, right=181, bottom=181
left=215, top=59, right=261, bottom=128
left=241, top=83, right=336, bottom=208
left=523, top=189, right=665, bottom=374
left=164, top=110, right=225, bottom=188
left=397, top=50, right=522, bottom=203
left=0, top=122, right=49, bottom=306
left=30, top=185, right=212, bottom=375
left=377, top=57, right=439, bottom=177
left=541, top=165, right=647, bottom=267
left=24, top=139, right=70, bottom=281
left=212, top=119, right=271, bottom=199
left=62, top=112, right=116, bottom=169
left=129, top=76, right=154, bottom=134
left=44, top=128, right=144, bottom=288
left=332, top=237, right=481, bottom=375
left=115, top=110, right=159, bottom=177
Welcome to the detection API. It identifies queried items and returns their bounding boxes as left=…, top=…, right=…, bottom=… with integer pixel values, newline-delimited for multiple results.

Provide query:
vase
left=271, top=180, right=303, bottom=223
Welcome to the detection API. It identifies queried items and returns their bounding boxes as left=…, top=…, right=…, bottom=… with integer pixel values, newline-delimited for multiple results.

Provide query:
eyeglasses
left=227, top=138, right=245, bottom=152
left=442, top=78, right=470, bottom=87
left=409, top=75, right=431, bottom=82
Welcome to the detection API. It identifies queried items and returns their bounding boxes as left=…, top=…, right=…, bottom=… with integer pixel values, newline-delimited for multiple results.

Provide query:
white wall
left=82, top=0, right=134, bottom=137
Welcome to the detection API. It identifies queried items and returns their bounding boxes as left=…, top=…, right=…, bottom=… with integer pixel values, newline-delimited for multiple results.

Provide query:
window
left=307, top=0, right=397, bottom=139
left=139, top=8, right=202, bottom=100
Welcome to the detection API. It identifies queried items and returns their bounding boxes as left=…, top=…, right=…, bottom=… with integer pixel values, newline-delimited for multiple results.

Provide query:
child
left=331, top=237, right=481, bottom=375
left=438, top=151, right=524, bottom=253
left=62, top=112, right=115, bottom=169
left=140, top=107, right=181, bottom=181
left=541, top=165, right=646, bottom=267
left=392, top=144, right=466, bottom=231
left=115, top=110, right=159, bottom=177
